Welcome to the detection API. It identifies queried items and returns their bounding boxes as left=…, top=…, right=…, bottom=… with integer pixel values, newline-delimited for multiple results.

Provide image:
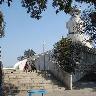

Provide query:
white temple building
left=66, top=8, right=93, bottom=48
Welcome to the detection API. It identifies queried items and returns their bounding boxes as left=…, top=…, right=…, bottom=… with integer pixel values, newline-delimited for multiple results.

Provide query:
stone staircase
left=3, top=69, right=65, bottom=96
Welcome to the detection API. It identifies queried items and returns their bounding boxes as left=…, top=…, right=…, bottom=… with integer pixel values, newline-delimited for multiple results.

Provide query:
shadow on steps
left=3, top=83, right=20, bottom=96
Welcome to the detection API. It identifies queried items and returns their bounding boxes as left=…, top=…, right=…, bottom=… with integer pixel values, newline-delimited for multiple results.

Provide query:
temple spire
left=66, top=8, right=93, bottom=48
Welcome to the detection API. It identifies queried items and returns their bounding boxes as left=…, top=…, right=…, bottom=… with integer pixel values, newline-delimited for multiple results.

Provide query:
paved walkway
left=35, top=82, right=96, bottom=96
left=24, top=83, right=96, bottom=96
left=45, top=89, right=96, bottom=96
left=17, top=88, right=96, bottom=96
left=7, top=82, right=96, bottom=96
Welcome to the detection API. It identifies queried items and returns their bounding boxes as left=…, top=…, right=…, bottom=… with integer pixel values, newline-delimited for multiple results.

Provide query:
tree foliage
left=21, top=0, right=96, bottom=19
left=81, top=9, right=96, bottom=43
left=52, top=37, right=95, bottom=73
left=17, top=56, right=24, bottom=61
left=0, top=0, right=95, bottom=41
left=0, top=11, right=5, bottom=38
left=53, top=35, right=96, bottom=74
left=17, top=49, right=36, bottom=61
left=20, top=0, right=96, bottom=19
left=0, top=0, right=95, bottom=19
left=53, top=37, right=77, bottom=73
left=21, top=0, right=47, bottom=20
left=24, top=49, right=36, bottom=58
left=75, top=0, right=96, bottom=5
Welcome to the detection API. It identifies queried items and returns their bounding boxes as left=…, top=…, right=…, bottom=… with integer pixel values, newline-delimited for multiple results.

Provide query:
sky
left=0, top=0, right=90, bottom=67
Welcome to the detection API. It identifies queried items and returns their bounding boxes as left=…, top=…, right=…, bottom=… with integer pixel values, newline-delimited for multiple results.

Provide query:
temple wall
left=72, top=49, right=96, bottom=82
left=35, top=53, right=72, bottom=89
left=72, top=71, right=86, bottom=82
left=48, top=61, right=72, bottom=89
left=35, top=54, right=49, bottom=71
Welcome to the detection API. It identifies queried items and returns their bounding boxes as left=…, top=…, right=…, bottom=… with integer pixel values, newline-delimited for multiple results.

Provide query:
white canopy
left=13, top=59, right=27, bottom=70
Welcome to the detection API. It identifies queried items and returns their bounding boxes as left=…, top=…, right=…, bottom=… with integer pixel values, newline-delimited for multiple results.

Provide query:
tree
left=52, top=36, right=95, bottom=74
left=24, top=49, right=36, bottom=58
left=53, top=37, right=76, bottom=73
left=0, top=11, right=5, bottom=38
left=0, top=10, right=5, bottom=96
left=17, top=56, right=24, bottom=61
left=17, top=49, right=36, bottom=61
left=81, top=8, right=96, bottom=43
left=0, top=0, right=95, bottom=19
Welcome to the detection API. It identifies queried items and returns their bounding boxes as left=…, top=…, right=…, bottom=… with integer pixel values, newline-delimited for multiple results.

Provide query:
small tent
left=13, top=59, right=27, bottom=70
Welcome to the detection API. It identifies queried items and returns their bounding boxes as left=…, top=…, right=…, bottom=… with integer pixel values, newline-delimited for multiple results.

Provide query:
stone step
left=4, top=80, right=59, bottom=87
left=4, top=76, right=45, bottom=79
left=4, top=73, right=42, bottom=76
left=3, top=69, right=64, bottom=95
left=4, top=73, right=41, bottom=76
left=4, top=79, right=51, bottom=84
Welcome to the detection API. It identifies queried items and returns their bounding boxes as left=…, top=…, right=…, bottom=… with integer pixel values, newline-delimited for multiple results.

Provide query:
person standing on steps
left=24, top=61, right=28, bottom=73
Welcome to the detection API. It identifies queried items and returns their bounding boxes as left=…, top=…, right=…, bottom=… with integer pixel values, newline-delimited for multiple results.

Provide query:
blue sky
left=0, top=0, right=89, bottom=67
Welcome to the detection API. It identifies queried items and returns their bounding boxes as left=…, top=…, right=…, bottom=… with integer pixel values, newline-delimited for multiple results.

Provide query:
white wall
left=35, top=54, right=49, bottom=70
left=34, top=54, right=72, bottom=89
left=48, top=61, right=72, bottom=90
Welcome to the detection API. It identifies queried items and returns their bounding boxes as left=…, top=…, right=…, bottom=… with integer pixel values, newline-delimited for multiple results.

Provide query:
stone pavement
left=44, top=81, right=96, bottom=96
left=12, top=88, right=96, bottom=96
left=45, top=88, right=96, bottom=96
left=18, top=84, right=96, bottom=96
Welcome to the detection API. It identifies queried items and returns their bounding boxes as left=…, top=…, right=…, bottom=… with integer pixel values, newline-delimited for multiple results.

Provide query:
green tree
left=0, top=11, right=5, bottom=38
left=81, top=7, right=96, bottom=43
left=17, top=49, right=36, bottom=61
left=17, top=56, right=24, bottom=61
left=24, top=49, right=36, bottom=58
left=0, top=9, right=5, bottom=96
left=0, top=0, right=95, bottom=19
left=53, top=37, right=90, bottom=73
left=53, top=37, right=76, bottom=73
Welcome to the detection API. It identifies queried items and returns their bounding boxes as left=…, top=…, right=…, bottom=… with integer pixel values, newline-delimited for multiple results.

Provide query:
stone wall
left=48, top=61, right=72, bottom=89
